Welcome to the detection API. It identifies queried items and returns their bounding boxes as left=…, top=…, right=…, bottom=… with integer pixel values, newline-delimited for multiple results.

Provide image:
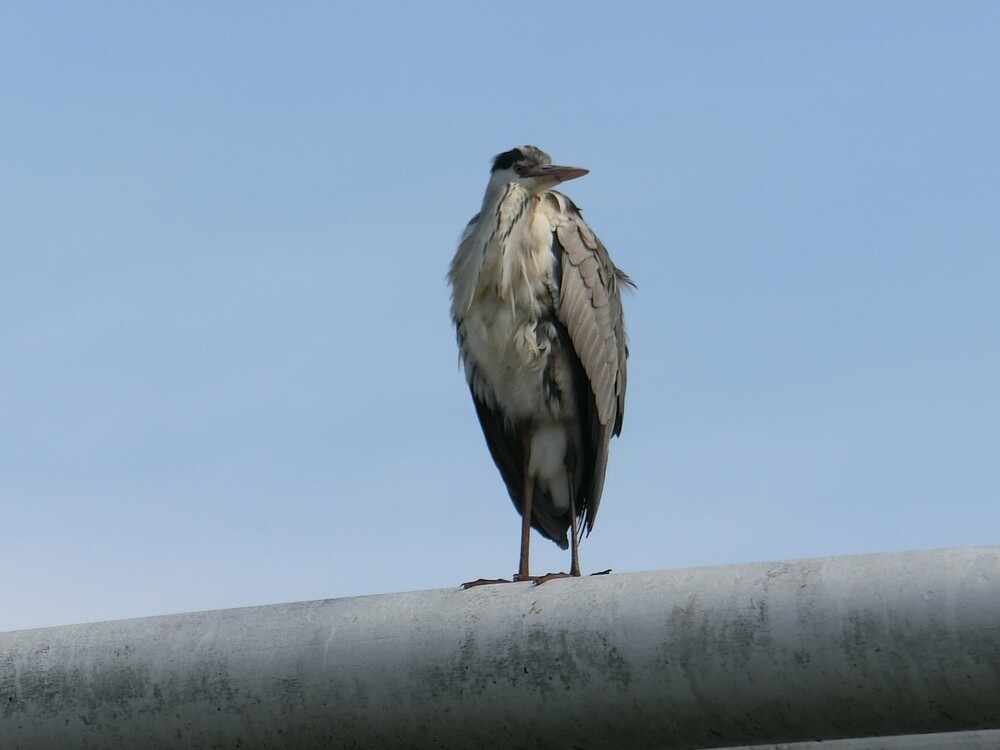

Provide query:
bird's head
left=489, top=146, right=588, bottom=195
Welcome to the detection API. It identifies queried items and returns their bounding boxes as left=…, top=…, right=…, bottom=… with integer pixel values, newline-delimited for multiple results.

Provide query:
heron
left=449, top=145, right=632, bottom=586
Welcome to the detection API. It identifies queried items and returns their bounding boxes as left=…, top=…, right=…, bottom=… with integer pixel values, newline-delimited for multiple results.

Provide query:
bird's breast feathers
left=450, top=186, right=566, bottom=420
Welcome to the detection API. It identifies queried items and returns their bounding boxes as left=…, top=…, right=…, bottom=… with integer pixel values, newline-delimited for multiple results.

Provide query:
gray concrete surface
left=2, top=547, right=999, bottom=749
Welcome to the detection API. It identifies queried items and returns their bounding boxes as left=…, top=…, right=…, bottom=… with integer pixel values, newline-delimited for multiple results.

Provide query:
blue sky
left=2, top=2, right=998, bottom=631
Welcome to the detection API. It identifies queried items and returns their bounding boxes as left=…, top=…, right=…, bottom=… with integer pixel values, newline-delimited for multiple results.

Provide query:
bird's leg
left=530, top=494, right=581, bottom=586
left=460, top=472, right=536, bottom=588
left=568, top=500, right=581, bottom=577
left=461, top=437, right=535, bottom=589
left=515, top=469, right=535, bottom=581
left=566, top=452, right=582, bottom=577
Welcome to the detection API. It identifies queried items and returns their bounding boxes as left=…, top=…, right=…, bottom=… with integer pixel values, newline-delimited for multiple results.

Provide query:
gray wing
left=548, top=193, right=632, bottom=533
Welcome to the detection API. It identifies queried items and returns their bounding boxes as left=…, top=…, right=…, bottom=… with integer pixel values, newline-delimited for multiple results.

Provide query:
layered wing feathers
left=547, top=193, right=631, bottom=531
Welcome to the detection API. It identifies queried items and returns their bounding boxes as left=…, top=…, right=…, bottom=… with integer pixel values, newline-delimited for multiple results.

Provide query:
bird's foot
left=464, top=569, right=611, bottom=588
left=514, top=571, right=576, bottom=586
left=533, top=571, right=572, bottom=585
left=460, top=577, right=512, bottom=589
left=514, top=569, right=613, bottom=585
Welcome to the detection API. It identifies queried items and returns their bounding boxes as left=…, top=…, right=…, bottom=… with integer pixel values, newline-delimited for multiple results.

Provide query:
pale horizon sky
left=2, top=2, right=998, bottom=632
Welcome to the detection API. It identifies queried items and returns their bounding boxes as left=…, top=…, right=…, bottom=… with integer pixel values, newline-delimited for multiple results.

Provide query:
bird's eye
left=513, top=164, right=525, bottom=176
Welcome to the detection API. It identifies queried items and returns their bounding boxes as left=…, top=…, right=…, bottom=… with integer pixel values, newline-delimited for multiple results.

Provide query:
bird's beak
left=525, top=163, right=589, bottom=185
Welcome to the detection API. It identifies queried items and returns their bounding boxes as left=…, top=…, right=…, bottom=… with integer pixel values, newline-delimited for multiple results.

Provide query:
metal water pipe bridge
left=2, top=547, right=999, bottom=749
